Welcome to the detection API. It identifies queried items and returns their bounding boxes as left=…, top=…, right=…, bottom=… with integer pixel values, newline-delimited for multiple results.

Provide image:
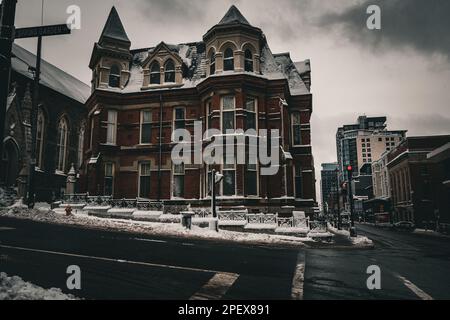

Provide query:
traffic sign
left=15, top=24, right=71, bottom=39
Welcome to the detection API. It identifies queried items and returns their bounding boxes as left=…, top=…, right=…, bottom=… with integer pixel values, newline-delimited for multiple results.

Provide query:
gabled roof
left=12, top=44, right=91, bottom=104
left=218, top=5, right=251, bottom=26
left=99, top=6, right=130, bottom=44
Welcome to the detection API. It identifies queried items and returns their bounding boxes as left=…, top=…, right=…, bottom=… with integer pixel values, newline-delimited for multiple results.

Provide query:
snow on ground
left=327, top=224, right=374, bottom=248
left=0, top=273, right=78, bottom=300
left=0, top=208, right=312, bottom=248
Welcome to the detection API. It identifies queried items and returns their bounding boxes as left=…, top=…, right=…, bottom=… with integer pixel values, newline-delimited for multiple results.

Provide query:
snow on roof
left=107, top=40, right=310, bottom=96
left=11, top=44, right=91, bottom=104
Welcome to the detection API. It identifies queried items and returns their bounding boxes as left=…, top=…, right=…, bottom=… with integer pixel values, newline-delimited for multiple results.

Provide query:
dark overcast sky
left=10, top=0, right=450, bottom=203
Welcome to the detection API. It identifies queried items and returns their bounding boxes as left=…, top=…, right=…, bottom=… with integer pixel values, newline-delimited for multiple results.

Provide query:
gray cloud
left=319, top=0, right=450, bottom=60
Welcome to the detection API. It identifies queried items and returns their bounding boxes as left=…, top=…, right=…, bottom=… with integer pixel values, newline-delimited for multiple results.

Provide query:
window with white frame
left=209, top=51, right=216, bottom=75
left=140, top=110, right=152, bottom=144
left=173, top=163, right=185, bottom=198
left=150, top=61, right=161, bottom=85
left=223, top=160, right=236, bottom=196
left=224, top=48, right=234, bottom=71
left=36, top=109, right=45, bottom=169
left=106, top=110, right=117, bottom=145
left=174, top=107, right=185, bottom=130
left=77, top=124, right=85, bottom=168
left=139, top=162, right=151, bottom=198
left=245, top=97, right=257, bottom=131
left=292, top=112, right=302, bottom=146
left=56, top=117, right=68, bottom=172
left=104, top=162, right=114, bottom=196
left=222, top=96, right=235, bottom=134
left=164, top=59, right=175, bottom=83
left=244, top=49, right=253, bottom=72
left=109, top=65, right=121, bottom=88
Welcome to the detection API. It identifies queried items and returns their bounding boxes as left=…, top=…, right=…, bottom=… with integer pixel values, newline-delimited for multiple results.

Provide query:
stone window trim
left=55, top=116, right=69, bottom=174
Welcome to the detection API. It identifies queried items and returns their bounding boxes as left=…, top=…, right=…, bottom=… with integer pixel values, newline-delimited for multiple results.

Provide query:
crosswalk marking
left=291, top=252, right=305, bottom=300
left=190, top=272, right=239, bottom=300
left=396, top=274, right=433, bottom=300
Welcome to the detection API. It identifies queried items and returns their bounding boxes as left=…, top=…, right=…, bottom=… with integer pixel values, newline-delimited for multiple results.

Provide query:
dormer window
left=224, top=48, right=234, bottom=71
left=150, top=62, right=161, bottom=85
left=164, top=59, right=175, bottom=83
left=244, top=49, right=253, bottom=72
left=109, top=65, right=121, bottom=88
left=210, top=51, right=216, bottom=75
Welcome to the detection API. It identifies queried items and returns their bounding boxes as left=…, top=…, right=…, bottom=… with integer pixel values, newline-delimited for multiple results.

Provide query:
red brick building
left=387, top=135, right=450, bottom=226
left=80, top=6, right=317, bottom=216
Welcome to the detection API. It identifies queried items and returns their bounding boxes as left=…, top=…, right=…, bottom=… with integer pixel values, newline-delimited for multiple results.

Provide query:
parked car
left=393, top=221, right=415, bottom=231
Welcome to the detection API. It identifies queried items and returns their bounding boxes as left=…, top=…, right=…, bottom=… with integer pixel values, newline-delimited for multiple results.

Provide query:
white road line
left=0, top=227, right=15, bottom=231
left=291, top=253, right=305, bottom=300
left=396, top=274, right=433, bottom=300
left=0, top=244, right=220, bottom=275
left=190, top=272, right=239, bottom=300
left=133, top=238, right=167, bottom=244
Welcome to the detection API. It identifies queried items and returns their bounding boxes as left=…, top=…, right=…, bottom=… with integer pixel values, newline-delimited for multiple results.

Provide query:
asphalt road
left=0, top=217, right=449, bottom=300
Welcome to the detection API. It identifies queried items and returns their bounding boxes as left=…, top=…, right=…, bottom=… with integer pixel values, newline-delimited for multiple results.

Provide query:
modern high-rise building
left=320, top=163, right=338, bottom=214
left=336, top=116, right=406, bottom=181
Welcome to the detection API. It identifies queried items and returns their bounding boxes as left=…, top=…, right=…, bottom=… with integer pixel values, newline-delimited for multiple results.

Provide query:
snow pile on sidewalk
left=0, top=273, right=78, bottom=300
left=0, top=208, right=311, bottom=248
left=327, top=224, right=374, bottom=248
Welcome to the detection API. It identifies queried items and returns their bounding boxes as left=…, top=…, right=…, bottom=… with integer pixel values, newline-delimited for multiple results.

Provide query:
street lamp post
left=335, top=168, right=341, bottom=230
left=210, top=169, right=223, bottom=232
left=346, top=165, right=357, bottom=237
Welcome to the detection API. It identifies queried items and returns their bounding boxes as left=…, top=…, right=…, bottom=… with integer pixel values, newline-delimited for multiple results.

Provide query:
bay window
left=222, top=96, right=235, bottom=134
left=245, top=97, right=257, bottom=131
left=224, top=48, right=234, bottom=71
left=140, top=110, right=152, bottom=144
left=106, top=110, right=117, bottom=145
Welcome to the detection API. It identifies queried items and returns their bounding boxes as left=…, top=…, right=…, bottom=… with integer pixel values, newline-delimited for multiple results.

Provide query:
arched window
left=209, top=50, right=216, bottom=75
left=150, top=62, right=161, bottom=84
left=164, top=59, right=175, bottom=83
left=244, top=49, right=254, bottom=72
left=36, top=109, right=45, bottom=169
left=224, top=48, right=234, bottom=71
left=109, top=65, right=121, bottom=88
left=78, top=124, right=85, bottom=168
left=56, top=118, right=68, bottom=172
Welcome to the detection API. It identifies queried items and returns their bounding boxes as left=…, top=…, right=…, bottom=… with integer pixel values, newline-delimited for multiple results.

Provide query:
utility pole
left=346, top=165, right=357, bottom=237
left=335, top=168, right=341, bottom=230
left=0, top=0, right=17, bottom=178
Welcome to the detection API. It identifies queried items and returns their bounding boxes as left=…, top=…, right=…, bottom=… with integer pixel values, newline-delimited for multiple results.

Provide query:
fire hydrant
left=65, top=205, right=73, bottom=217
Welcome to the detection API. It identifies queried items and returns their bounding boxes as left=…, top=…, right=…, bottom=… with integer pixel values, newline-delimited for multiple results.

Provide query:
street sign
left=15, top=24, right=71, bottom=39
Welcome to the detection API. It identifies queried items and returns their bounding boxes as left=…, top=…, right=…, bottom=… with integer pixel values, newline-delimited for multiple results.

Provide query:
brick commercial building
left=1, top=44, right=90, bottom=202
left=80, top=6, right=317, bottom=216
left=387, top=135, right=450, bottom=227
